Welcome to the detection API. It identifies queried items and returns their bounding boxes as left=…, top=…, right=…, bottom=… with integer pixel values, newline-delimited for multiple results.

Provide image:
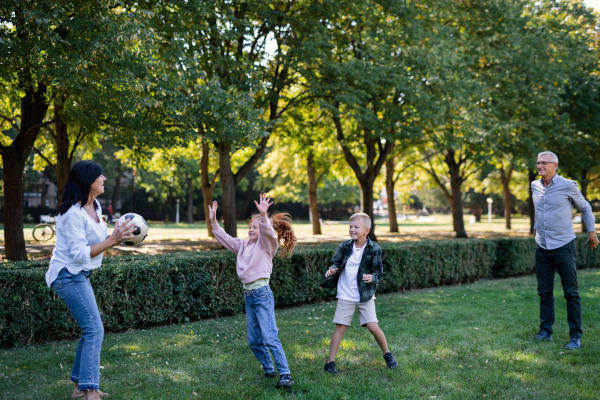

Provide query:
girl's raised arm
left=209, top=201, right=244, bottom=254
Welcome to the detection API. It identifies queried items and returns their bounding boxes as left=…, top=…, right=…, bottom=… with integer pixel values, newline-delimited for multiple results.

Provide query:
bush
left=1, top=235, right=598, bottom=347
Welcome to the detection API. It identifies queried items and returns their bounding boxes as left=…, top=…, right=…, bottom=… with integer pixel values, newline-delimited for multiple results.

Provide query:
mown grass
left=12, top=215, right=541, bottom=245
left=2, top=269, right=600, bottom=399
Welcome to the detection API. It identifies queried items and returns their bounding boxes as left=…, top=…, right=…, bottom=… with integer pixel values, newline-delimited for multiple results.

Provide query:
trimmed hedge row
left=1, top=235, right=599, bottom=347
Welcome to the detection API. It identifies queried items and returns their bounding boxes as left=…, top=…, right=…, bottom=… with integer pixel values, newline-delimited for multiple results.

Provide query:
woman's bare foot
left=82, top=390, right=108, bottom=400
left=71, top=383, right=83, bottom=398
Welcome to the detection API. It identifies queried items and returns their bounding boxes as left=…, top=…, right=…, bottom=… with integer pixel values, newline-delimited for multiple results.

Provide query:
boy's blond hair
left=349, top=213, right=371, bottom=229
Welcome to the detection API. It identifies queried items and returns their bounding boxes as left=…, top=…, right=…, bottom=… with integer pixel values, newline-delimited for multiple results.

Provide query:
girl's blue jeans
left=244, top=285, right=290, bottom=375
left=52, top=267, right=104, bottom=391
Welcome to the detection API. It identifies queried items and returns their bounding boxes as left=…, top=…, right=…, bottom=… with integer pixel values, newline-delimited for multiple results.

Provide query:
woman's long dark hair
left=57, top=161, right=103, bottom=215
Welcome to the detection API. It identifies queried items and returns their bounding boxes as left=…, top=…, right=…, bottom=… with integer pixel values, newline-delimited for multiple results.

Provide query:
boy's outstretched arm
left=325, top=243, right=345, bottom=277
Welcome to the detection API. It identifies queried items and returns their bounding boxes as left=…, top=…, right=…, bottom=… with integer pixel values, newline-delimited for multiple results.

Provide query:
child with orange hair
left=208, top=194, right=297, bottom=388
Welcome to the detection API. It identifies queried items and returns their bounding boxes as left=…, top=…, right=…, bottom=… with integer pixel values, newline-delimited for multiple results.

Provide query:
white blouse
left=45, top=200, right=108, bottom=287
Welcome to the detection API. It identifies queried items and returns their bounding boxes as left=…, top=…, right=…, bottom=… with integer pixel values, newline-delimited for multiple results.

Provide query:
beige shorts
left=333, top=298, right=378, bottom=327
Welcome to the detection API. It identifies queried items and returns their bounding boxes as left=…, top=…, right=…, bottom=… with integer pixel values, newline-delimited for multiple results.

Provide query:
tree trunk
left=217, top=142, right=237, bottom=237
left=502, top=181, right=512, bottom=230
left=581, top=169, right=589, bottom=233
left=200, top=141, right=215, bottom=237
left=54, top=104, right=71, bottom=203
left=2, top=81, right=49, bottom=260
left=215, top=135, right=270, bottom=237
left=359, top=179, right=377, bottom=241
left=528, top=169, right=536, bottom=234
left=307, top=152, right=322, bottom=235
left=446, top=151, right=467, bottom=238
left=3, top=152, right=28, bottom=260
left=187, top=176, right=194, bottom=223
left=498, top=160, right=514, bottom=230
left=386, top=157, right=398, bottom=233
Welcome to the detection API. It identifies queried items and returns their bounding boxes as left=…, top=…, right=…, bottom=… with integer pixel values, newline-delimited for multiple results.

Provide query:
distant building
left=24, top=173, right=58, bottom=208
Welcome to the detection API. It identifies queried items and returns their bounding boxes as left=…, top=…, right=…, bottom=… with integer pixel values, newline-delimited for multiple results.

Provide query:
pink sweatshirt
left=211, top=216, right=279, bottom=284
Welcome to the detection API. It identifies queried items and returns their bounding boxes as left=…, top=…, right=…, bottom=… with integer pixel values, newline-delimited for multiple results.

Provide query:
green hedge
left=1, top=235, right=599, bottom=347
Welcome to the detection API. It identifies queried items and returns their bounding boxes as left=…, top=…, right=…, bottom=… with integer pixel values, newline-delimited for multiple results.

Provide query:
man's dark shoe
left=264, top=372, right=276, bottom=379
left=533, top=331, right=553, bottom=341
left=383, top=352, right=398, bottom=369
left=324, top=361, right=338, bottom=375
left=275, top=374, right=294, bottom=388
left=564, top=337, right=581, bottom=350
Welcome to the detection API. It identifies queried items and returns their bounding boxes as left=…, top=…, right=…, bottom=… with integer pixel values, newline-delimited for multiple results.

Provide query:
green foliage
left=3, top=235, right=599, bottom=347
left=492, top=237, right=537, bottom=277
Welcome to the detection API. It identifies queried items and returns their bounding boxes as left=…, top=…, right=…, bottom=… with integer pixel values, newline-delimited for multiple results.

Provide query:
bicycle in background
left=33, top=215, right=55, bottom=242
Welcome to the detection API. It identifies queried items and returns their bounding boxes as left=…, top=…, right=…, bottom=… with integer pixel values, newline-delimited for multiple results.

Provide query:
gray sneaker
left=275, top=374, right=294, bottom=388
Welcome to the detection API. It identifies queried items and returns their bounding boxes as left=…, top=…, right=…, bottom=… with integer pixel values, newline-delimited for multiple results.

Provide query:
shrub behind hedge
left=1, top=235, right=598, bottom=347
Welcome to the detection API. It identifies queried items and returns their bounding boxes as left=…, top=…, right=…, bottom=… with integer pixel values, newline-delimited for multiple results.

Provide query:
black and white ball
left=118, top=213, right=149, bottom=246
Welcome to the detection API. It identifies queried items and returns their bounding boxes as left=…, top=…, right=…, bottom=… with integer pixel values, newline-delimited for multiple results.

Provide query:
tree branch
left=69, top=127, right=88, bottom=160
left=234, top=135, right=270, bottom=186
left=332, top=106, right=365, bottom=183
left=22, top=119, right=57, bottom=140
left=32, top=147, right=56, bottom=171
left=0, top=115, right=19, bottom=131
left=420, top=156, right=452, bottom=201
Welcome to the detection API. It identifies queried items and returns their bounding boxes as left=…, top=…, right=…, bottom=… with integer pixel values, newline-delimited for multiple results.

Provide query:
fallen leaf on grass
left=434, top=376, right=440, bottom=380
left=193, top=393, right=198, bottom=396
left=60, top=363, right=63, bottom=369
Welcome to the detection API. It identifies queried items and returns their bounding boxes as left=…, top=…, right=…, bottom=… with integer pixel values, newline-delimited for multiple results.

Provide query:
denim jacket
left=319, top=238, right=383, bottom=303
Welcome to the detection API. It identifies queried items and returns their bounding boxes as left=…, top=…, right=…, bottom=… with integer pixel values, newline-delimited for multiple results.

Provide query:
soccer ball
left=117, top=213, right=149, bottom=246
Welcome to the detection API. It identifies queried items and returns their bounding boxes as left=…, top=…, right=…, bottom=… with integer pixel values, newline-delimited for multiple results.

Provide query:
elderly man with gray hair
left=531, top=151, right=598, bottom=350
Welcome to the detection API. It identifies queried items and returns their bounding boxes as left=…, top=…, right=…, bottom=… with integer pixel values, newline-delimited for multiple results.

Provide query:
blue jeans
left=244, top=285, right=290, bottom=375
left=52, top=268, right=104, bottom=391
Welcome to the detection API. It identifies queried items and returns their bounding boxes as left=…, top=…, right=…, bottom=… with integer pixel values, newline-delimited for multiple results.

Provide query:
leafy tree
left=0, top=0, right=152, bottom=260
left=140, top=0, right=312, bottom=237
left=415, top=0, right=523, bottom=238
left=257, top=104, right=344, bottom=234
left=302, top=0, right=425, bottom=240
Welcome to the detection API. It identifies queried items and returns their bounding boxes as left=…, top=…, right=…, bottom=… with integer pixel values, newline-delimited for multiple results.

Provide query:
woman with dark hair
left=45, top=160, right=135, bottom=400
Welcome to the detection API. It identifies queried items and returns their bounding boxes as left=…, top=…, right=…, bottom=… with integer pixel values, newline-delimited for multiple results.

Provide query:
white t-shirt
left=336, top=242, right=366, bottom=302
left=45, top=201, right=108, bottom=287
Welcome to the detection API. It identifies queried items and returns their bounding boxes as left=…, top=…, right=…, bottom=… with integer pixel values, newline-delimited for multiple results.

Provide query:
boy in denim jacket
left=320, top=213, right=397, bottom=374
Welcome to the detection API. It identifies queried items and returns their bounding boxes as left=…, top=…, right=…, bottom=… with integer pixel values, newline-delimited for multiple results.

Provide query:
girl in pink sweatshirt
left=208, top=194, right=297, bottom=389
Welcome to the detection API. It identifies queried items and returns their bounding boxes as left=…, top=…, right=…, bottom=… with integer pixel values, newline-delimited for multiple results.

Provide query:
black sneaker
left=324, top=361, right=338, bottom=375
left=384, top=352, right=398, bottom=369
left=564, top=337, right=581, bottom=350
left=264, top=372, right=276, bottom=379
left=533, top=331, right=553, bottom=341
left=275, top=374, right=294, bottom=388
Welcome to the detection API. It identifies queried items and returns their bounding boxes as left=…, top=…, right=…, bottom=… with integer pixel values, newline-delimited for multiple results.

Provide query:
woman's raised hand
left=208, top=200, right=218, bottom=224
left=254, top=193, right=272, bottom=216
left=109, top=219, right=136, bottom=245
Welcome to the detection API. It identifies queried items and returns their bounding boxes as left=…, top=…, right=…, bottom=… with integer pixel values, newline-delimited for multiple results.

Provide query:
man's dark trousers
left=536, top=239, right=582, bottom=338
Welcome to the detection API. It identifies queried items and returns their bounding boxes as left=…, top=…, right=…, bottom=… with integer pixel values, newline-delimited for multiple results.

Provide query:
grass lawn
left=2, top=269, right=600, bottom=399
